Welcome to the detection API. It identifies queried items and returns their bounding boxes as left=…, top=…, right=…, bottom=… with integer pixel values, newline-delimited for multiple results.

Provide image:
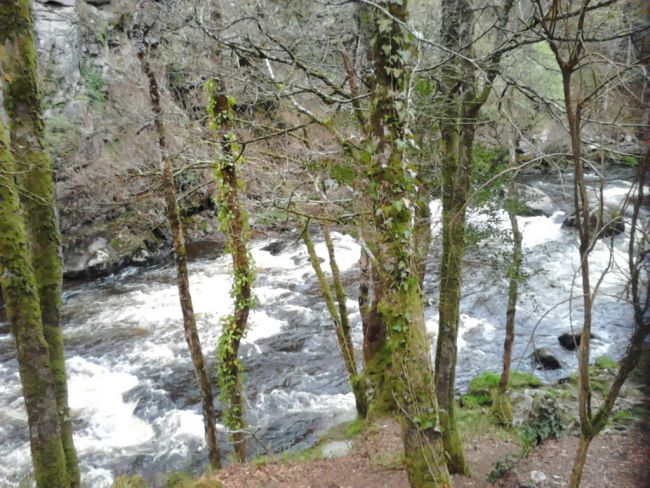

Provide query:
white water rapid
left=0, top=172, right=642, bottom=487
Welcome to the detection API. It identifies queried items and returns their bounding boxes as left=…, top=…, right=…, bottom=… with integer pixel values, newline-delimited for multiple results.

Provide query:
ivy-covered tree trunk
left=207, top=81, right=254, bottom=462
left=0, top=123, right=70, bottom=488
left=0, top=1, right=79, bottom=484
left=132, top=20, right=221, bottom=468
left=365, top=2, right=450, bottom=486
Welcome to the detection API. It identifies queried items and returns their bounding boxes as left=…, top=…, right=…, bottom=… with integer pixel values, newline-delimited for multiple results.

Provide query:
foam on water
left=67, top=357, right=155, bottom=453
left=0, top=176, right=642, bottom=486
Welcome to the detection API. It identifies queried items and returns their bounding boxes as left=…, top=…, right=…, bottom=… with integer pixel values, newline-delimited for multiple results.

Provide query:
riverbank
left=202, top=350, right=649, bottom=488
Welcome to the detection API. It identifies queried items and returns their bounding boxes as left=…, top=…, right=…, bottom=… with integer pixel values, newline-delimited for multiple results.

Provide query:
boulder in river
left=562, top=207, right=625, bottom=238
left=517, top=185, right=556, bottom=217
left=558, top=330, right=595, bottom=350
left=532, top=348, right=562, bottom=370
left=261, top=240, right=288, bottom=256
left=558, top=331, right=581, bottom=350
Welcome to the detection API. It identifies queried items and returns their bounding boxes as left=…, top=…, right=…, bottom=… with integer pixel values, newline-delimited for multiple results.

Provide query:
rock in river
left=532, top=348, right=562, bottom=370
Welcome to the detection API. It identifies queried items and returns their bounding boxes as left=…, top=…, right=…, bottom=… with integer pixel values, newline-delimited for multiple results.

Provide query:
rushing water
left=0, top=172, right=642, bottom=487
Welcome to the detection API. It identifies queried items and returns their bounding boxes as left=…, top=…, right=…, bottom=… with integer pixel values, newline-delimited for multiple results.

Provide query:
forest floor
left=209, top=353, right=650, bottom=488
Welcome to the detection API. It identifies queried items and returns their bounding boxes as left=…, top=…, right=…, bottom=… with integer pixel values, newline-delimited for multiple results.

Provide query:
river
left=0, top=171, right=642, bottom=487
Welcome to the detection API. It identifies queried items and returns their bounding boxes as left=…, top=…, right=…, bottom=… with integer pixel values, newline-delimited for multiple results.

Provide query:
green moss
left=469, top=372, right=501, bottom=391
left=111, top=475, right=149, bottom=488
left=509, top=372, right=542, bottom=388
left=595, top=356, right=618, bottom=370
left=461, top=392, right=492, bottom=407
left=165, top=472, right=193, bottom=488
left=346, top=418, right=366, bottom=437
left=491, top=391, right=513, bottom=426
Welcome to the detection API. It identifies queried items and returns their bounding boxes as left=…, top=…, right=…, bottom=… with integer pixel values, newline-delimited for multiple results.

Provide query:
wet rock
left=558, top=331, right=581, bottom=350
left=532, top=348, right=562, bottom=370
left=562, top=207, right=625, bottom=238
left=64, top=237, right=120, bottom=278
left=261, top=240, right=288, bottom=256
left=558, top=330, right=597, bottom=350
left=517, top=185, right=556, bottom=217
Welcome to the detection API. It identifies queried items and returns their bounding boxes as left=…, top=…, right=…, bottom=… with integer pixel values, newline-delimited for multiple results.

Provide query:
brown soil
left=211, top=353, right=650, bottom=488
left=211, top=414, right=648, bottom=488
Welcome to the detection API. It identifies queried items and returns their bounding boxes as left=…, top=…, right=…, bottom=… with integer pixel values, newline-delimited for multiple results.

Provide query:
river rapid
left=0, top=171, right=642, bottom=487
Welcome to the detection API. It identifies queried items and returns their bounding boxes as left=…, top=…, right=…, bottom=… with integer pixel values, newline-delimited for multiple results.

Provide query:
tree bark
left=494, top=111, right=522, bottom=426
left=0, top=1, right=79, bottom=484
left=134, top=42, right=221, bottom=470
left=0, top=122, right=69, bottom=488
left=303, top=225, right=368, bottom=417
left=207, top=81, right=254, bottom=462
left=365, top=2, right=451, bottom=485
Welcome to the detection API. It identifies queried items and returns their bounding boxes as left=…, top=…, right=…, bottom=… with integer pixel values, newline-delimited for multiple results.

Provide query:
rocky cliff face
left=33, top=0, right=221, bottom=278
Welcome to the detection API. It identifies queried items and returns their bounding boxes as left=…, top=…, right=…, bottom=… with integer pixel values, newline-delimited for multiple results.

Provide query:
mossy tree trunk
left=131, top=15, right=221, bottom=468
left=0, top=1, right=79, bottom=484
left=434, top=0, right=512, bottom=471
left=207, top=81, right=254, bottom=462
left=434, top=0, right=478, bottom=473
left=303, top=223, right=368, bottom=417
left=0, top=123, right=69, bottom=488
left=364, top=2, right=450, bottom=486
left=494, top=107, right=522, bottom=426
left=435, top=114, right=473, bottom=474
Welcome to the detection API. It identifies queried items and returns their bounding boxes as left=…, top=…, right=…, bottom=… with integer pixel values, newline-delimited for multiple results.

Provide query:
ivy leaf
left=377, top=17, right=391, bottom=33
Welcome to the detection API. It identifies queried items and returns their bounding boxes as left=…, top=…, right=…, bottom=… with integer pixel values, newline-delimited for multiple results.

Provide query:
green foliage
left=518, top=394, right=564, bottom=455
left=594, top=355, right=618, bottom=370
left=413, top=76, right=434, bottom=98
left=111, top=475, right=149, bottom=488
left=80, top=62, right=107, bottom=104
left=207, top=79, right=254, bottom=458
left=623, top=155, right=638, bottom=167
left=486, top=454, right=519, bottom=483
left=472, top=144, right=507, bottom=204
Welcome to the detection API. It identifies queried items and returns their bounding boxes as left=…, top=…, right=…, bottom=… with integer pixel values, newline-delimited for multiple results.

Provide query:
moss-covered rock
left=111, top=475, right=149, bottom=488
left=595, top=355, right=618, bottom=370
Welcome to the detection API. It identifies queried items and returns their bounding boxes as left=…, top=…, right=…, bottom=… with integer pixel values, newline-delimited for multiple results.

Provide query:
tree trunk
left=303, top=225, right=368, bottom=417
left=135, top=45, right=221, bottom=470
left=0, top=123, right=70, bottom=488
left=0, top=1, right=79, bottom=484
left=434, top=116, right=474, bottom=474
left=568, top=434, right=593, bottom=488
left=494, top=113, right=522, bottom=426
left=365, top=2, right=451, bottom=485
left=206, top=81, right=254, bottom=462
